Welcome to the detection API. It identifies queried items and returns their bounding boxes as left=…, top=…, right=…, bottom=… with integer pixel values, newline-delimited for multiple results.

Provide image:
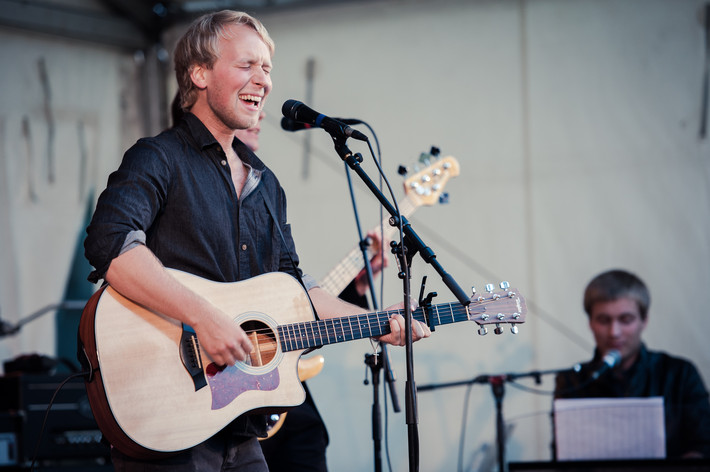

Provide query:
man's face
left=202, top=24, right=272, bottom=131
left=588, top=297, right=647, bottom=369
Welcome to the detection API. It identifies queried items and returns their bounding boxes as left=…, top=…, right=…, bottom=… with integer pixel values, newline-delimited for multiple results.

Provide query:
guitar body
left=79, top=270, right=314, bottom=458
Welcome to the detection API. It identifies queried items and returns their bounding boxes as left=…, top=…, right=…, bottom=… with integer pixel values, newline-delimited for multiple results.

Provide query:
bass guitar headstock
left=401, top=148, right=460, bottom=207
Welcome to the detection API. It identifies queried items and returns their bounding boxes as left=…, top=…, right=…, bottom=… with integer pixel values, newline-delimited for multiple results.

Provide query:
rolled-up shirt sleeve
left=84, top=140, right=170, bottom=283
left=301, top=274, right=318, bottom=292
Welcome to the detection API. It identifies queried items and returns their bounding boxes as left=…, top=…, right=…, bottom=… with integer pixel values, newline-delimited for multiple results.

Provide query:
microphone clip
left=331, top=134, right=363, bottom=163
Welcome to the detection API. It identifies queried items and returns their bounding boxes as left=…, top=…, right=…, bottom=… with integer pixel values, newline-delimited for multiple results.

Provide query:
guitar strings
left=236, top=295, right=523, bottom=351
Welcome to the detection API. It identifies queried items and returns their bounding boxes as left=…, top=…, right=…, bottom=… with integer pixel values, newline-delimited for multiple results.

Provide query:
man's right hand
left=191, top=307, right=254, bottom=366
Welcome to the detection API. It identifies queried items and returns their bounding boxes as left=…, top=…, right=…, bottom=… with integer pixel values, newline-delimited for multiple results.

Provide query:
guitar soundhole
left=241, top=320, right=277, bottom=367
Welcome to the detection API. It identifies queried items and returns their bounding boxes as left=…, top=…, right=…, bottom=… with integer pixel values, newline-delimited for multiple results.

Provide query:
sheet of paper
left=554, top=397, right=665, bottom=460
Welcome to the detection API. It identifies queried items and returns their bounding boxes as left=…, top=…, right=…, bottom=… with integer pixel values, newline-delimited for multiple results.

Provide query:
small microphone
left=590, top=350, right=621, bottom=380
left=281, top=99, right=368, bottom=142
left=280, top=116, right=362, bottom=132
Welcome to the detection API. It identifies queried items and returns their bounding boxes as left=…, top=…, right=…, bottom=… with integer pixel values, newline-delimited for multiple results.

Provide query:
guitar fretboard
left=277, top=302, right=470, bottom=352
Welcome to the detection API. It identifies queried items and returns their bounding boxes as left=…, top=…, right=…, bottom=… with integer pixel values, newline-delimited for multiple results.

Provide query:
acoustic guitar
left=78, top=268, right=525, bottom=459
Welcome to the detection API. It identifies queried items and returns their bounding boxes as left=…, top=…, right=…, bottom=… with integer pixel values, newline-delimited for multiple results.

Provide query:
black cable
left=358, top=121, right=399, bottom=472
left=458, top=382, right=475, bottom=472
left=29, top=370, right=91, bottom=471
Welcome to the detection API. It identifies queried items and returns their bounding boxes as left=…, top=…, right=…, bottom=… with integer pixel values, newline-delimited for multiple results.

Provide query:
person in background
left=85, top=10, right=429, bottom=471
left=554, top=269, right=710, bottom=458
left=231, top=110, right=389, bottom=472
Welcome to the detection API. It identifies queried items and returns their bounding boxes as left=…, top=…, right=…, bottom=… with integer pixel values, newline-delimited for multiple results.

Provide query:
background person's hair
left=583, top=269, right=650, bottom=320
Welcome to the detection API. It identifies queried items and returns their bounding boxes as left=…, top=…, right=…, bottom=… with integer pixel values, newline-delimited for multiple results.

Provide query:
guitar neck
left=317, top=196, right=419, bottom=296
left=277, top=287, right=525, bottom=352
left=278, top=302, right=462, bottom=352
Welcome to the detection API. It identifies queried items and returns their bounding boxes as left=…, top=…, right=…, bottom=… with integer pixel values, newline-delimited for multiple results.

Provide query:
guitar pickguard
left=206, top=362, right=280, bottom=410
left=205, top=312, right=283, bottom=410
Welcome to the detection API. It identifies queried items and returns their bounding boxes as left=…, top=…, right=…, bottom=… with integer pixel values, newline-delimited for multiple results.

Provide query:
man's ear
left=190, top=64, right=208, bottom=90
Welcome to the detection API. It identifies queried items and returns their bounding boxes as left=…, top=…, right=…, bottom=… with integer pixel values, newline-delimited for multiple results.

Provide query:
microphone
left=281, top=99, right=368, bottom=142
left=590, top=350, right=621, bottom=380
left=281, top=116, right=362, bottom=132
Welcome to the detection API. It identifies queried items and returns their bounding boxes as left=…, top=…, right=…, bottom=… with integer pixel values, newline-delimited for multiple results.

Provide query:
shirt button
left=241, top=244, right=247, bottom=250
left=221, top=160, right=227, bottom=166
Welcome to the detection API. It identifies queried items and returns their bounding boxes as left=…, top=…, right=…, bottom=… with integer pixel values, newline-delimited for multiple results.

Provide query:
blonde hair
left=174, top=10, right=274, bottom=110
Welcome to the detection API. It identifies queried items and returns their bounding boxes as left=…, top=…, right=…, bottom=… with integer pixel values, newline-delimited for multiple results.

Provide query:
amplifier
left=0, top=373, right=109, bottom=464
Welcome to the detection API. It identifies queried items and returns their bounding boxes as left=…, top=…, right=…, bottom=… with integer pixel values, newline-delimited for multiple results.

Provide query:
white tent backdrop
left=1, top=0, right=708, bottom=470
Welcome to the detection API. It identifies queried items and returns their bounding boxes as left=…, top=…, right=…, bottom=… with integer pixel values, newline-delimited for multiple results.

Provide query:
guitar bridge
left=179, top=326, right=207, bottom=391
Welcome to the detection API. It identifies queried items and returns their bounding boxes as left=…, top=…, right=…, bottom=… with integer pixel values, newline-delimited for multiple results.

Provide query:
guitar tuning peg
left=438, top=192, right=449, bottom=204
left=471, top=286, right=477, bottom=296
left=418, top=152, right=431, bottom=166
left=478, top=326, right=488, bottom=336
left=429, top=146, right=440, bottom=157
left=500, top=281, right=510, bottom=290
left=511, top=324, right=519, bottom=335
left=419, top=152, right=432, bottom=167
left=494, top=323, right=504, bottom=335
left=485, top=284, right=494, bottom=293
left=397, top=165, right=408, bottom=176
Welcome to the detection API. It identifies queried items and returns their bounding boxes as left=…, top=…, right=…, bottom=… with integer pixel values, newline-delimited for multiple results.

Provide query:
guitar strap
left=258, top=186, right=321, bottom=320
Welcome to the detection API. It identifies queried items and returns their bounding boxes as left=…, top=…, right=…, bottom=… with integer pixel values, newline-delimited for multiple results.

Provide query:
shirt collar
left=180, top=112, right=266, bottom=172
left=180, top=112, right=219, bottom=150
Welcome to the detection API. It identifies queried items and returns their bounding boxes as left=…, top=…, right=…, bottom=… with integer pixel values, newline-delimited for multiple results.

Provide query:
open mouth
left=239, top=94, right=262, bottom=109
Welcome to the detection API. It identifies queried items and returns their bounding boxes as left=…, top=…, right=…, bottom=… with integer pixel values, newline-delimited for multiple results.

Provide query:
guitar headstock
left=402, top=153, right=460, bottom=207
left=467, top=282, right=527, bottom=335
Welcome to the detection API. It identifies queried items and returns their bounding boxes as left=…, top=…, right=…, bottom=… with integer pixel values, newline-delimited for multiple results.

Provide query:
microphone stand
left=418, top=367, right=571, bottom=472
left=342, top=162, right=400, bottom=472
left=0, top=300, right=87, bottom=338
left=330, top=134, right=470, bottom=472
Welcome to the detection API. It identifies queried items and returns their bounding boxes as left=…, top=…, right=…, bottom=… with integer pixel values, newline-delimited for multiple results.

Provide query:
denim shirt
left=85, top=112, right=314, bottom=289
left=554, top=344, right=710, bottom=458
